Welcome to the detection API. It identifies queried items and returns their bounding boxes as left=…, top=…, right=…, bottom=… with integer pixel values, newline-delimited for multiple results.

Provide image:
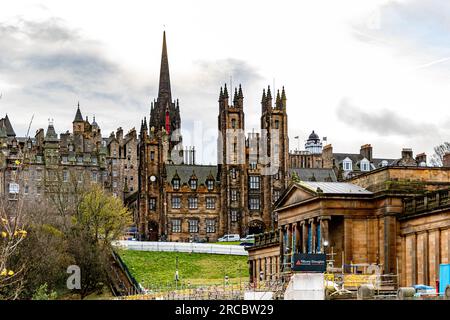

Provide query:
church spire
left=158, top=31, right=172, bottom=103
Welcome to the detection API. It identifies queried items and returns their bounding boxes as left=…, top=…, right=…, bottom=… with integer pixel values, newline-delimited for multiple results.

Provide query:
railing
left=403, top=189, right=450, bottom=215
left=254, top=230, right=279, bottom=248
left=113, top=240, right=248, bottom=256
left=111, top=249, right=143, bottom=295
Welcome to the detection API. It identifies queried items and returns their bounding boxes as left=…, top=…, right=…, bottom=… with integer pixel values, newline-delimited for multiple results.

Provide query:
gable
left=276, top=184, right=316, bottom=208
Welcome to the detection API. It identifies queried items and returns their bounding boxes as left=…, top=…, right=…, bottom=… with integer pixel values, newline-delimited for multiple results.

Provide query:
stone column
left=301, top=221, right=307, bottom=253
left=309, top=218, right=316, bottom=253
left=320, top=216, right=331, bottom=253
left=295, top=222, right=301, bottom=254
left=279, top=227, right=284, bottom=272
left=286, top=225, right=292, bottom=269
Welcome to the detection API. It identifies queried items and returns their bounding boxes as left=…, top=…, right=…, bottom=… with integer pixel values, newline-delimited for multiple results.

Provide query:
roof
left=0, top=115, right=16, bottom=137
left=165, top=164, right=218, bottom=184
left=298, top=181, right=372, bottom=195
left=73, top=106, right=83, bottom=122
left=289, top=168, right=337, bottom=182
left=333, top=152, right=397, bottom=169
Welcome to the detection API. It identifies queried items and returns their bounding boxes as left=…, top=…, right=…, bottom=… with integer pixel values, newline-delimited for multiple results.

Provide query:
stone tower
left=218, top=84, right=247, bottom=236
left=260, top=86, right=289, bottom=227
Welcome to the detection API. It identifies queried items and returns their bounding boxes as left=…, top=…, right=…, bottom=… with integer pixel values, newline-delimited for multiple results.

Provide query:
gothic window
left=206, top=179, right=214, bottom=191
left=172, top=219, right=181, bottom=233
left=206, top=197, right=215, bottom=209
left=231, top=168, right=237, bottom=179
left=172, top=196, right=181, bottom=209
left=206, top=219, right=216, bottom=233
left=249, top=197, right=260, bottom=210
left=150, top=151, right=155, bottom=161
left=188, top=197, right=198, bottom=209
left=149, top=198, right=156, bottom=211
left=231, top=210, right=239, bottom=222
left=231, top=119, right=237, bottom=129
left=249, top=176, right=260, bottom=189
left=172, top=178, right=180, bottom=190
left=188, top=219, right=199, bottom=233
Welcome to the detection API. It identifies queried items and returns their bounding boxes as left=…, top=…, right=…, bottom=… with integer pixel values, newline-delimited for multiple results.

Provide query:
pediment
left=275, top=183, right=316, bottom=209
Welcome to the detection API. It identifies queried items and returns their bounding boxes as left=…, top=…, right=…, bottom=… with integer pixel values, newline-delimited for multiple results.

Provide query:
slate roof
left=165, top=164, right=218, bottom=184
left=299, top=181, right=372, bottom=195
left=289, top=168, right=337, bottom=182
left=0, top=115, right=16, bottom=137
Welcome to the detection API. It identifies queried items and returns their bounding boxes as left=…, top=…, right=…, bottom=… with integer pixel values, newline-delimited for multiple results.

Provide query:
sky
left=0, top=0, right=449, bottom=164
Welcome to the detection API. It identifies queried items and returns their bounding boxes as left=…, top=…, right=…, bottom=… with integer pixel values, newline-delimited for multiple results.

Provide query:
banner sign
left=292, top=253, right=326, bottom=272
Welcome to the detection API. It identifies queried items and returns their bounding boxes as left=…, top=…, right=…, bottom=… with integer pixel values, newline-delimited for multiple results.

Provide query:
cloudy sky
left=0, top=0, right=449, bottom=164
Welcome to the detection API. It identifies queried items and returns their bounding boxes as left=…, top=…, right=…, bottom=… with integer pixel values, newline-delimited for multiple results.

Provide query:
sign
left=292, top=253, right=326, bottom=272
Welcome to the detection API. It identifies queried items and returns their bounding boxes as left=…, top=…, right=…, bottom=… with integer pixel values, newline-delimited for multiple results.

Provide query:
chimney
left=322, top=144, right=333, bottom=168
left=443, top=152, right=450, bottom=167
left=415, top=153, right=427, bottom=166
left=116, top=127, right=123, bottom=142
left=360, top=144, right=373, bottom=162
left=401, top=148, right=413, bottom=160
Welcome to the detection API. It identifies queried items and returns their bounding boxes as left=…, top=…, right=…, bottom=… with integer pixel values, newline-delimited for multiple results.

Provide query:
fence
left=113, top=240, right=248, bottom=256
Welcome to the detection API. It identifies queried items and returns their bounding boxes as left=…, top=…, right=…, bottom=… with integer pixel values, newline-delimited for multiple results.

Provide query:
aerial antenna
left=26, top=114, right=34, bottom=138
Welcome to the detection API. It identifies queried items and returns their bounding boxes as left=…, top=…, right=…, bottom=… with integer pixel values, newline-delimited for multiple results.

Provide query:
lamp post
left=323, top=240, right=329, bottom=271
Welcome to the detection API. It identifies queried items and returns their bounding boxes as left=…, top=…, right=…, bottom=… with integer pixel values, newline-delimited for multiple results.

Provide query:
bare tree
left=430, top=142, right=450, bottom=167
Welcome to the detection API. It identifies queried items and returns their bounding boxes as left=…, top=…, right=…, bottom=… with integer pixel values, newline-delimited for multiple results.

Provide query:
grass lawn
left=118, top=249, right=249, bottom=288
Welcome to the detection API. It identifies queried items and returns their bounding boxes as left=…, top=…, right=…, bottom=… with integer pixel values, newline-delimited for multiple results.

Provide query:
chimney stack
left=360, top=144, right=373, bottom=162
left=401, top=148, right=413, bottom=160
left=415, top=153, right=427, bottom=166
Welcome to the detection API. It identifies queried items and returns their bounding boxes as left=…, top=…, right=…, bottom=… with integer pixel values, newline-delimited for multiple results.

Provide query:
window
left=207, top=180, right=214, bottom=191
left=231, top=210, right=238, bottom=222
left=188, top=197, right=198, bottom=209
left=112, top=181, right=117, bottom=188
left=78, top=172, right=83, bottom=183
left=63, top=171, right=68, bottom=182
left=113, top=171, right=118, bottom=177
left=343, top=158, right=352, bottom=171
left=249, top=176, right=260, bottom=189
left=249, top=197, right=260, bottom=210
left=249, top=161, right=257, bottom=170
left=231, top=189, right=238, bottom=202
left=77, top=156, right=83, bottom=164
left=172, top=178, right=180, bottom=190
left=189, top=179, right=197, bottom=190
left=69, top=145, right=74, bottom=152
left=9, top=183, right=19, bottom=194
left=172, top=219, right=181, bottom=233
left=189, top=220, right=199, bottom=233
left=231, top=168, right=237, bottom=179
left=24, top=185, right=29, bottom=194
left=92, top=157, right=98, bottom=165
left=149, top=198, right=156, bottom=211
left=231, top=118, right=236, bottom=129
left=274, top=119, right=279, bottom=129
left=274, top=171, right=280, bottom=180
left=62, top=156, right=68, bottom=164
left=36, top=155, right=43, bottom=163
left=273, top=190, right=281, bottom=202
left=150, top=151, right=155, bottom=161
left=92, top=171, right=98, bottom=182
left=172, top=196, right=181, bottom=209
left=206, top=197, right=215, bottom=209
left=206, top=219, right=216, bottom=233
left=381, top=160, right=388, bottom=167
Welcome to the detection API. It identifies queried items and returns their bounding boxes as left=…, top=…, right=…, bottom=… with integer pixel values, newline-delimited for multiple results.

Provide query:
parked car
left=217, top=234, right=240, bottom=242
left=240, top=234, right=255, bottom=246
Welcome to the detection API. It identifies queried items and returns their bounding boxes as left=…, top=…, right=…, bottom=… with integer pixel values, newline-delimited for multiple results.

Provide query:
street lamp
left=323, top=240, right=329, bottom=271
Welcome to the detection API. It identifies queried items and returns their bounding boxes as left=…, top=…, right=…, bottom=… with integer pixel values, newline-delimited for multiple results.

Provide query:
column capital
left=319, top=215, right=331, bottom=221
left=300, top=220, right=306, bottom=226
left=308, top=218, right=315, bottom=224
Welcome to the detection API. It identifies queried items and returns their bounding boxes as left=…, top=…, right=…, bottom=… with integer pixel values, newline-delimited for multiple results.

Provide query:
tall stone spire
left=158, top=31, right=171, bottom=103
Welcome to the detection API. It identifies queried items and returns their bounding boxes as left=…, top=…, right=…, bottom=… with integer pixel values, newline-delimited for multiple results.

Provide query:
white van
left=217, top=234, right=240, bottom=242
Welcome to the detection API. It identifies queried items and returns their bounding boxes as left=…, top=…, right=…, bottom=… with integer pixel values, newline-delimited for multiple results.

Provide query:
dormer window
left=189, top=178, right=197, bottom=190
left=381, top=160, right=388, bottom=167
left=172, top=177, right=180, bottom=190
left=360, top=158, right=370, bottom=172
left=207, top=179, right=214, bottom=191
left=343, top=157, right=352, bottom=171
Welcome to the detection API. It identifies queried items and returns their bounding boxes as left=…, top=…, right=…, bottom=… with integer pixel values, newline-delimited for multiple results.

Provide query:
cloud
left=351, top=0, right=450, bottom=58
left=0, top=17, right=152, bottom=137
left=336, top=98, right=445, bottom=138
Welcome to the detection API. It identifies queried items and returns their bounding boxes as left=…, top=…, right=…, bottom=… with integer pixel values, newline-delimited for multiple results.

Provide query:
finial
left=238, top=84, right=243, bottom=98
left=261, top=88, right=266, bottom=102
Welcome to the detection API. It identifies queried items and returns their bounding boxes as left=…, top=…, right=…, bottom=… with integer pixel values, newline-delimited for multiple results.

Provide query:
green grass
left=118, top=250, right=249, bottom=287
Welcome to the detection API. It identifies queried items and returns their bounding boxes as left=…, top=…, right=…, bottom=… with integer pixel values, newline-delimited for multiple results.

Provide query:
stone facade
left=137, top=32, right=290, bottom=242
left=0, top=107, right=138, bottom=204
left=248, top=166, right=450, bottom=287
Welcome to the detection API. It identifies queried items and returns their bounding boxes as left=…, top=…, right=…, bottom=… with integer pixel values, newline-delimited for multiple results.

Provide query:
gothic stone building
left=0, top=107, right=138, bottom=204
left=137, top=32, right=289, bottom=241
